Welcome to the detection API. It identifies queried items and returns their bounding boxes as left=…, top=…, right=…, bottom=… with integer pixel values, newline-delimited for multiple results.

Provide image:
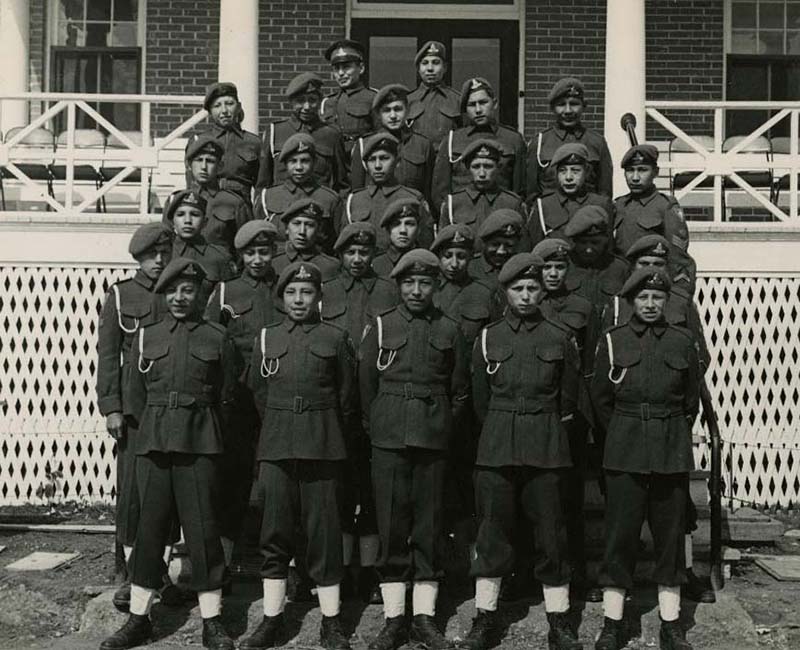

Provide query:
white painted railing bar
left=3, top=92, right=205, bottom=104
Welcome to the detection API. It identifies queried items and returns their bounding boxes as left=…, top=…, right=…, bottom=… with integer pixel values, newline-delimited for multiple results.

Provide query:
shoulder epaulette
left=205, top=321, right=226, bottom=334
left=667, top=323, right=694, bottom=341
left=543, top=314, right=574, bottom=337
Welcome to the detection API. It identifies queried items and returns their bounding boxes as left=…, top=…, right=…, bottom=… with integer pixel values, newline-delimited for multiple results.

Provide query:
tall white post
left=604, top=0, right=646, bottom=197
left=218, top=0, right=259, bottom=133
left=0, top=0, right=30, bottom=133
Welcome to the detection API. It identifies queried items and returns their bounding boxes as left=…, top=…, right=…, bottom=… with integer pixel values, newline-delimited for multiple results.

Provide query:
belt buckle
left=517, top=396, right=526, bottom=414
left=640, top=402, right=651, bottom=420
left=403, top=382, right=413, bottom=400
left=168, top=391, right=178, bottom=409
left=293, top=396, right=303, bottom=414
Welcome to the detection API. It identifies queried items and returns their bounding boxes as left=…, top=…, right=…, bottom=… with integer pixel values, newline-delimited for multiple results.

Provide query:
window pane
left=789, top=2, right=800, bottom=28
left=87, top=0, right=111, bottom=21
left=731, top=29, right=759, bottom=53
left=59, top=0, right=84, bottom=22
left=732, top=1, right=757, bottom=28
left=451, top=38, right=500, bottom=99
left=759, top=30, right=785, bottom=53
left=111, top=22, right=138, bottom=46
left=86, top=22, right=111, bottom=46
left=759, top=2, right=785, bottom=29
left=114, top=0, right=138, bottom=21
left=368, top=36, right=418, bottom=89
left=56, top=20, right=87, bottom=46
left=788, top=29, right=800, bottom=52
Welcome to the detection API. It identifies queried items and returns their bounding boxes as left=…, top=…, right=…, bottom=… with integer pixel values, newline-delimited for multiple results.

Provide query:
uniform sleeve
left=514, top=194, right=532, bottom=251
left=601, top=195, right=616, bottom=232
left=332, top=133, right=350, bottom=194
left=219, top=332, right=238, bottom=425
left=236, top=196, right=253, bottom=231
left=684, top=336, right=701, bottom=422
left=204, top=284, right=225, bottom=324
left=96, top=290, right=123, bottom=415
left=512, top=132, right=527, bottom=198
left=597, top=138, right=614, bottom=198
left=337, top=332, right=359, bottom=427
left=664, top=199, right=696, bottom=293
left=471, top=335, right=490, bottom=424
left=349, top=140, right=366, bottom=191
left=431, top=132, right=453, bottom=211
left=256, top=129, right=274, bottom=192
left=245, top=331, right=268, bottom=419
left=527, top=198, right=546, bottom=248
left=560, top=334, right=592, bottom=427
left=590, top=333, right=615, bottom=432
left=358, top=322, right=380, bottom=434
left=417, top=198, right=435, bottom=249
left=423, top=139, right=437, bottom=212
left=450, top=325, right=470, bottom=420
left=252, top=187, right=267, bottom=220
left=321, top=195, right=343, bottom=254
left=438, top=198, right=451, bottom=231
left=686, top=301, right=711, bottom=373
left=525, top=136, right=542, bottom=202
left=124, top=328, right=147, bottom=426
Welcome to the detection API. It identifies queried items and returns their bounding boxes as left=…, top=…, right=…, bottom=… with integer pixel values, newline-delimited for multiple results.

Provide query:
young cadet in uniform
left=350, top=84, right=435, bottom=202
left=433, top=77, right=526, bottom=209
left=614, top=144, right=696, bottom=294
left=271, top=198, right=341, bottom=283
left=189, top=82, right=261, bottom=204
left=372, top=198, right=424, bottom=278
left=341, top=132, right=433, bottom=250
left=462, top=252, right=584, bottom=650
left=181, top=135, right=253, bottom=255
left=406, top=41, right=461, bottom=149
left=438, top=139, right=527, bottom=238
left=97, top=223, right=172, bottom=611
left=254, top=133, right=342, bottom=252
left=526, top=77, right=613, bottom=200
left=101, top=258, right=236, bottom=650
left=592, top=268, right=700, bottom=650
left=256, top=73, right=348, bottom=193
left=359, top=249, right=469, bottom=650
left=468, top=209, right=527, bottom=294
left=321, top=39, right=376, bottom=153
left=241, top=261, right=357, bottom=650
left=322, top=222, right=399, bottom=602
left=528, top=142, right=615, bottom=248
left=205, top=221, right=281, bottom=571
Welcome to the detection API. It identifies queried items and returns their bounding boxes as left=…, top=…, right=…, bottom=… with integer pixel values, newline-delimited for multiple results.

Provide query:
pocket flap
left=664, top=352, right=689, bottom=370
left=612, top=345, right=641, bottom=368
left=407, top=103, right=425, bottom=121
left=121, top=301, right=151, bottom=319
left=439, top=105, right=461, bottom=119
left=381, top=332, right=408, bottom=351
left=263, top=336, right=288, bottom=358
left=461, top=303, right=490, bottom=321
left=310, top=339, right=337, bottom=358
left=536, top=345, right=564, bottom=362
left=191, top=345, right=219, bottom=362
left=143, top=341, right=170, bottom=361
left=346, top=102, right=371, bottom=118
left=430, top=336, right=453, bottom=352
left=636, top=212, right=664, bottom=230
left=402, top=148, right=427, bottom=165
left=211, top=205, right=236, bottom=222
left=486, top=343, right=513, bottom=362
left=237, top=149, right=258, bottom=162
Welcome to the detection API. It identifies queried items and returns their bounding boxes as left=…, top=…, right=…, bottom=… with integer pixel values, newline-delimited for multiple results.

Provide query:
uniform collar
left=625, top=186, right=658, bottom=206
left=629, top=315, right=667, bottom=337
left=166, top=312, right=202, bottom=331
left=553, top=123, right=586, bottom=140
left=133, top=270, right=155, bottom=290
left=285, top=243, right=319, bottom=261
left=289, top=115, right=320, bottom=132
left=199, top=183, right=220, bottom=198
left=284, top=313, right=321, bottom=333
left=420, top=83, right=446, bottom=99
left=175, top=238, right=207, bottom=255
left=466, top=184, right=500, bottom=202
left=213, top=122, right=243, bottom=138
left=344, top=82, right=365, bottom=96
left=467, top=121, right=499, bottom=136
left=397, top=302, right=434, bottom=321
left=242, top=271, right=275, bottom=288
left=284, top=177, right=318, bottom=194
left=558, top=189, right=588, bottom=206
left=343, top=269, right=377, bottom=291
left=369, top=181, right=401, bottom=197
left=505, top=308, right=541, bottom=331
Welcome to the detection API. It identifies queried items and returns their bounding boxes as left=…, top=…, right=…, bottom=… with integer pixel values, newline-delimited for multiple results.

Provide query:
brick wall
left=28, top=0, right=46, bottom=121
left=257, top=0, right=345, bottom=130
left=145, top=0, right=220, bottom=136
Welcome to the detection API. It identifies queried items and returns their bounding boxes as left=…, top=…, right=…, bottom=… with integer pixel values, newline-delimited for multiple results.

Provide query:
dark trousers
left=342, top=429, right=378, bottom=536
left=129, top=452, right=225, bottom=592
left=372, top=446, right=447, bottom=583
left=563, top=424, right=589, bottom=575
left=472, top=466, right=571, bottom=586
left=257, top=459, right=344, bottom=587
left=599, top=471, right=688, bottom=590
left=115, top=425, right=139, bottom=548
left=444, top=406, right=478, bottom=532
left=219, top=422, right=258, bottom=541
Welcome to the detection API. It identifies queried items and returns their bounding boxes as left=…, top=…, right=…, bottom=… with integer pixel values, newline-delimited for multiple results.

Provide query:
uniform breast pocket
left=663, top=352, right=689, bottom=392
left=309, top=340, right=337, bottom=381
left=314, top=146, right=334, bottom=178
left=189, top=345, right=221, bottom=383
left=346, top=103, right=371, bottom=127
left=535, top=345, right=563, bottom=387
left=427, top=335, right=454, bottom=370
left=236, top=149, right=259, bottom=176
left=399, top=150, right=427, bottom=187
left=140, top=341, right=170, bottom=383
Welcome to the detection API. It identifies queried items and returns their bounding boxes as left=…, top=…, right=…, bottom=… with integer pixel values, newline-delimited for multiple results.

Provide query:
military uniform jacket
left=341, top=182, right=434, bottom=250
left=127, top=314, right=236, bottom=455
left=407, top=83, right=462, bottom=149
left=321, top=83, right=377, bottom=147
left=472, top=310, right=582, bottom=468
left=613, top=190, right=696, bottom=293
left=528, top=190, right=615, bottom=247
left=321, top=270, right=399, bottom=348
left=439, top=186, right=528, bottom=250
left=467, top=254, right=501, bottom=292
left=187, top=123, right=261, bottom=201
left=435, top=277, right=497, bottom=344
left=198, top=185, right=253, bottom=253
left=526, top=124, right=613, bottom=200
left=256, top=116, right=348, bottom=193
left=359, top=304, right=470, bottom=451
left=271, top=244, right=341, bottom=283
left=600, top=287, right=710, bottom=371
left=350, top=128, right=435, bottom=201
left=254, top=179, right=342, bottom=250
left=432, top=122, right=527, bottom=209
left=97, top=271, right=166, bottom=416
left=371, top=246, right=404, bottom=279
left=247, top=317, right=357, bottom=461
left=592, top=318, right=700, bottom=474
left=173, top=237, right=238, bottom=283
left=540, top=290, right=594, bottom=369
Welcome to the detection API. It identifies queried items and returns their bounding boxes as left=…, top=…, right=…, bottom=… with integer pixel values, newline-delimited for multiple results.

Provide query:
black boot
left=368, top=615, right=408, bottom=650
left=320, top=614, right=352, bottom=650
left=458, top=609, right=497, bottom=650
left=659, top=618, right=692, bottom=650
left=546, top=612, right=581, bottom=650
left=572, top=572, right=602, bottom=604
left=99, top=613, right=152, bottom=650
left=410, top=614, right=452, bottom=649
left=359, top=567, right=384, bottom=604
left=240, top=615, right=284, bottom=650
left=287, top=565, right=315, bottom=602
left=594, top=617, right=623, bottom=650
left=682, top=570, right=716, bottom=603
left=202, top=616, right=233, bottom=650
left=112, top=582, right=131, bottom=613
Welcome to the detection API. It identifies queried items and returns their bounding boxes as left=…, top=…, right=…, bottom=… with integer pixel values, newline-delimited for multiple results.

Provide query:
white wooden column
left=0, top=0, right=30, bottom=133
left=218, top=0, right=259, bottom=133
left=604, top=0, right=646, bottom=197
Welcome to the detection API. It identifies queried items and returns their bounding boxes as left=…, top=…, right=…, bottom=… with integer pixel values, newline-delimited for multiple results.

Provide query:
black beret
left=276, top=261, right=322, bottom=296
left=362, top=131, right=399, bottom=159
left=415, top=41, right=447, bottom=67
left=460, top=77, right=495, bottom=113
left=532, top=238, right=572, bottom=261
left=621, top=143, right=660, bottom=169
left=477, top=209, right=524, bottom=241
left=165, top=190, right=207, bottom=221
left=625, top=234, right=670, bottom=260
left=234, top=220, right=278, bottom=250
left=550, top=142, right=590, bottom=167
left=431, top=223, right=474, bottom=253
left=498, top=252, right=546, bottom=286
left=154, top=257, right=207, bottom=293
left=278, top=133, right=316, bottom=163
left=390, top=248, right=440, bottom=279
left=280, top=197, right=324, bottom=223
left=186, top=134, right=224, bottom=162
left=548, top=77, right=584, bottom=105
left=325, top=39, right=365, bottom=64
left=461, top=138, right=502, bottom=164
left=285, top=72, right=324, bottom=99
left=620, top=267, right=671, bottom=298
left=334, top=221, right=377, bottom=252
left=129, top=222, right=173, bottom=258
left=563, top=205, right=610, bottom=237
left=372, top=84, right=410, bottom=111
left=204, top=82, right=239, bottom=111
left=380, top=198, right=421, bottom=228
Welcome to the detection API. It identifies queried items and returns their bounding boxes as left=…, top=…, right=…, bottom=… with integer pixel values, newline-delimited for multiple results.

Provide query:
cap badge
left=428, top=44, right=440, bottom=55
left=297, top=141, right=309, bottom=152
left=333, top=48, right=347, bottom=59
left=185, top=192, right=199, bottom=204
left=653, top=242, right=667, bottom=255
left=477, top=146, right=491, bottom=157
left=410, top=262, right=428, bottom=273
left=502, top=224, right=518, bottom=236
left=452, top=230, right=466, bottom=244
left=400, top=205, right=416, bottom=218
left=184, top=265, right=199, bottom=277
left=296, top=265, right=312, bottom=280
left=353, top=231, right=372, bottom=244
left=470, top=78, right=482, bottom=90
